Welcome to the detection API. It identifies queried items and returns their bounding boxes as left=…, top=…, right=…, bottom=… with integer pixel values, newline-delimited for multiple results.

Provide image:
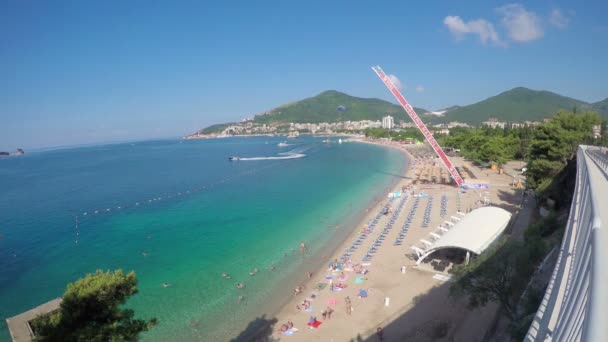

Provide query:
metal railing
left=525, top=146, right=608, bottom=341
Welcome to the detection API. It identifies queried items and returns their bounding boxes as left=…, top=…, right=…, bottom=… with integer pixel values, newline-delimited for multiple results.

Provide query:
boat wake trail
left=237, top=152, right=306, bottom=161
left=233, top=148, right=308, bottom=161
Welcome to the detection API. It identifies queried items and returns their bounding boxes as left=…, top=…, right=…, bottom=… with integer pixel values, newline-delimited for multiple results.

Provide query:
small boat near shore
left=278, top=142, right=289, bottom=147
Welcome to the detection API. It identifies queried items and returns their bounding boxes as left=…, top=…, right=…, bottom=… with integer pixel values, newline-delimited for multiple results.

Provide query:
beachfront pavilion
left=415, top=206, right=512, bottom=266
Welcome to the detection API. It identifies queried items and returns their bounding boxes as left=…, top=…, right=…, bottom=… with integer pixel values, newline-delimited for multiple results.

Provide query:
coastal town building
left=482, top=118, right=507, bottom=129
left=592, top=124, right=602, bottom=139
left=184, top=118, right=547, bottom=140
left=446, top=121, right=471, bottom=128
left=382, top=115, right=394, bottom=129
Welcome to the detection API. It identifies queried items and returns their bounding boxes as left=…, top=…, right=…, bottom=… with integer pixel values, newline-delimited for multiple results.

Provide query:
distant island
left=0, top=148, right=25, bottom=157
left=185, top=88, right=607, bottom=139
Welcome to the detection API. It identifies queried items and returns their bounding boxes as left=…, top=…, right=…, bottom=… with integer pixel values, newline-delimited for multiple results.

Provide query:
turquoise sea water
left=0, top=137, right=406, bottom=341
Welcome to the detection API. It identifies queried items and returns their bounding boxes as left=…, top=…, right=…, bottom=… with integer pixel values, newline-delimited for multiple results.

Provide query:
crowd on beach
left=208, top=230, right=384, bottom=338
left=273, top=253, right=379, bottom=338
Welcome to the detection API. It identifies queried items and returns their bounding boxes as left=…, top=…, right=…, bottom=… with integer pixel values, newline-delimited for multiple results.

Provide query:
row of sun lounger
left=393, top=196, right=420, bottom=246
left=339, top=197, right=397, bottom=261
left=361, top=194, right=409, bottom=262
left=457, top=190, right=464, bottom=212
left=422, top=196, right=433, bottom=227
left=440, top=195, right=447, bottom=218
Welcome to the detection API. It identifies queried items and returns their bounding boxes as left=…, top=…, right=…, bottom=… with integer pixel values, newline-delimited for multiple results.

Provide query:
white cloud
left=497, top=4, right=543, bottom=42
left=443, top=15, right=503, bottom=45
left=387, top=74, right=405, bottom=90
left=549, top=9, right=570, bottom=29
left=415, top=86, right=425, bottom=93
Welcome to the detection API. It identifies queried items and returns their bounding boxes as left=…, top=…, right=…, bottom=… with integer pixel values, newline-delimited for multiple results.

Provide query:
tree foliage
left=526, top=111, right=601, bottom=189
left=450, top=239, right=530, bottom=320
left=364, top=127, right=424, bottom=141
left=32, top=270, right=157, bottom=342
left=439, top=126, right=530, bottom=165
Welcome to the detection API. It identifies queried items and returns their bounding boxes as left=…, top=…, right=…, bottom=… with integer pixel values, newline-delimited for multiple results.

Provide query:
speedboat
left=278, top=142, right=289, bottom=147
left=228, top=156, right=240, bottom=161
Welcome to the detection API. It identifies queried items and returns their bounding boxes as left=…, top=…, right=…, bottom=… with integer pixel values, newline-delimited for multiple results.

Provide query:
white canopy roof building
left=415, top=206, right=512, bottom=265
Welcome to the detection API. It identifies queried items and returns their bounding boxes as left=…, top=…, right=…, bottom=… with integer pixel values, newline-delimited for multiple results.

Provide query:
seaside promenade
left=262, top=140, right=522, bottom=341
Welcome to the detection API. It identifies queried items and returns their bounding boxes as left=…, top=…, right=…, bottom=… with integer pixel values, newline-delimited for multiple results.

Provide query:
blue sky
left=1, top=0, right=607, bottom=149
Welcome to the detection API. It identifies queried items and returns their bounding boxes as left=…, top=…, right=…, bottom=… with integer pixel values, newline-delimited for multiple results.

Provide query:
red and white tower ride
left=372, top=66, right=464, bottom=186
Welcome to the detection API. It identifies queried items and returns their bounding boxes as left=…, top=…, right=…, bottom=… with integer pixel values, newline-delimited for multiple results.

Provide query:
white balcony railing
left=525, top=146, right=608, bottom=341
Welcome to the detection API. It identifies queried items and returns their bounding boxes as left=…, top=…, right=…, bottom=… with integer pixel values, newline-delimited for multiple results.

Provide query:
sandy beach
left=261, top=139, right=522, bottom=341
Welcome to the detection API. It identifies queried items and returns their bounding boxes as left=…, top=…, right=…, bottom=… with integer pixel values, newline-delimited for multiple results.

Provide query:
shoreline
left=238, top=138, right=415, bottom=341
left=261, top=138, right=522, bottom=341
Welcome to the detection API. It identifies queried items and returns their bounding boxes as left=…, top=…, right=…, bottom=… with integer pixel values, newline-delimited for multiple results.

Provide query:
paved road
left=510, top=192, right=535, bottom=242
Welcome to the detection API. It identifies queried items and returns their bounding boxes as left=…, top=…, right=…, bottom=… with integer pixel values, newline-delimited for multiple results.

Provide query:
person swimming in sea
left=249, top=267, right=259, bottom=276
left=162, top=283, right=171, bottom=288
left=236, top=283, right=244, bottom=289
left=222, top=272, right=231, bottom=279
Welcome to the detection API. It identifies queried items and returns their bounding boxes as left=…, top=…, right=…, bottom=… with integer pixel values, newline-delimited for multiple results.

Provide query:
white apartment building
left=382, top=115, right=394, bottom=129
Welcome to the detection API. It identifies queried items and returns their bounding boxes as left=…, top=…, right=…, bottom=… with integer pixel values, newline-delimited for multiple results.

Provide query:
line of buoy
left=74, top=161, right=282, bottom=232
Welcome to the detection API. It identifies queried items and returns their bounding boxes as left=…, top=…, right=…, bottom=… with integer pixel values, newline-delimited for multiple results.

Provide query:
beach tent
left=415, top=207, right=512, bottom=265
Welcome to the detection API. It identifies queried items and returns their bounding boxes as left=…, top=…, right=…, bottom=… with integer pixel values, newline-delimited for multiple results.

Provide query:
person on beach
left=345, top=296, right=352, bottom=315
left=287, top=320, right=294, bottom=329
left=307, top=271, right=312, bottom=279
left=326, top=306, right=334, bottom=319
left=376, top=327, right=384, bottom=341
left=294, top=285, right=303, bottom=296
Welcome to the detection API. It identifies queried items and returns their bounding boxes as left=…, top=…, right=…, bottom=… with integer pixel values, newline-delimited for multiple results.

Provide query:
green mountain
left=193, top=88, right=608, bottom=135
left=438, top=87, right=594, bottom=124
left=253, top=90, right=428, bottom=124
left=593, top=98, right=608, bottom=113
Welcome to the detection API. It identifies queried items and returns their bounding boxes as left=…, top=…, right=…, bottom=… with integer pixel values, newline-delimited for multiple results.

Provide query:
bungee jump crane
left=372, top=66, right=464, bottom=187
